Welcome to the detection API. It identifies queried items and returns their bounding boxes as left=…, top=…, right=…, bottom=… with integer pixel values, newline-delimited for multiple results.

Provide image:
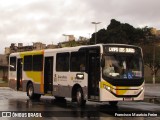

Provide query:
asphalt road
left=0, top=88, right=160, bottom=120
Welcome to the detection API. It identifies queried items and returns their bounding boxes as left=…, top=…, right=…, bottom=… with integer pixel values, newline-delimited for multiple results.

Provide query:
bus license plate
left=124, top=97, right=132, bottom=101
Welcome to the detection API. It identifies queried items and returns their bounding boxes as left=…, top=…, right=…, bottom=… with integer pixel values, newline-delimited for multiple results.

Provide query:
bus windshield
left=102, top=54, right=143, bottom=79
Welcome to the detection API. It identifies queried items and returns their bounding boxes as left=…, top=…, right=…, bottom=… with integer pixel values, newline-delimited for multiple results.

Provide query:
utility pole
left=91, top=22, right=101, bottom=44
left=153, top=38, right=156, bottom=84
left=151, top=28, right=157, bottom=84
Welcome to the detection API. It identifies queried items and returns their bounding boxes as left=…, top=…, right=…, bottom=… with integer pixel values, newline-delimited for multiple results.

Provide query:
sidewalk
left=145, top=84, right=160, bottom=97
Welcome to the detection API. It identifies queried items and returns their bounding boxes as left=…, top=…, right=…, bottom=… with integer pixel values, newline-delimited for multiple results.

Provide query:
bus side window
left=33, top=55, right=43, bottom=71
left=24, top=55, right=32, bottom=71
left=70, top=52, right=86, bottom=72
left=56, top=52, right=69, bottom=71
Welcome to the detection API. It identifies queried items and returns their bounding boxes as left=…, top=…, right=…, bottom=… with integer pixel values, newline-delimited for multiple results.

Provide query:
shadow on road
left=7, top=96, right=160, bottom=118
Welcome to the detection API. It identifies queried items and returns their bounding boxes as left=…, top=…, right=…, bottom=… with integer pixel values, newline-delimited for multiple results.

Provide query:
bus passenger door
left=17, top=58, right=22, bottom=91
left=88, top=49, right=100, bottom=101
left=44, top=57, right=53, bottom=94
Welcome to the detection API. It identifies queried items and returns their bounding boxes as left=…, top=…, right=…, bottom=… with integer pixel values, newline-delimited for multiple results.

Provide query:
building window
left=70, top=52, right=86, bottom=72
left=33, top=55, right=43, bottom=71
left=24, top=55, right=32, bottom=71
left=10, top=57, right=16, bottom=71
left=56, top=52, right=69, bottom=71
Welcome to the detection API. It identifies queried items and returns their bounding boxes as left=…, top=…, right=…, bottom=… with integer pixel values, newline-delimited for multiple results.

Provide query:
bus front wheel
left=76, top=88, right=86, bottom=107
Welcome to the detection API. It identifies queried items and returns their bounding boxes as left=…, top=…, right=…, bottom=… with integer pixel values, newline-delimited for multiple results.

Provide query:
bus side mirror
left=101, top=58, right=105, bottom=67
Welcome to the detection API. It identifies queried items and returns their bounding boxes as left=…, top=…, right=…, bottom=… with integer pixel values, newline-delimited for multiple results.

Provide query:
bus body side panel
left=22, top=71, right=44, bottom=94
left=53, top=85, right=71, bottom=98
left=52, top=72, right=88, bottom=98
left=52, top=85, right=88, bottom=100
left=22, top=80, right=28, bottom=92
left=8, top=72, right=17, bottom=90
left=20, top=50, right=44, bottom=94
left=22, top=80, right=43, bottom=95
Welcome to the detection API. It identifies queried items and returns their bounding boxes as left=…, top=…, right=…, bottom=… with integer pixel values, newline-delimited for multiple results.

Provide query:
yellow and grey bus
left=9, top=44, right=144, bottom=106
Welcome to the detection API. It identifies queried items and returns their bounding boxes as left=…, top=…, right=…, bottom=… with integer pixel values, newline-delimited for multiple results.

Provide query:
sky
left=0, top=0, right=160, bottom=53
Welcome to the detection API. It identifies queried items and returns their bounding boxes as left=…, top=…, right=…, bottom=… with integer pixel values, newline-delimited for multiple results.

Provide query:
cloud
left=0, top=0, right=160, bottom=53
left=84, top=0, right=160, bottom=28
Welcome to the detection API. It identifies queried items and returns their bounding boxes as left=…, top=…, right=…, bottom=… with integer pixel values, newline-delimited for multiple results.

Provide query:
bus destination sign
left=108, top=47, right=135, bottom=53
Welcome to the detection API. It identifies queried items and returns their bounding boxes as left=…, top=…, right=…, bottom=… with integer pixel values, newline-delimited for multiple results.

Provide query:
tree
left=107, top=19, right=121, bottom=30
left=141, top=28, right=160, bottom=80
left=65, top=40, right=80, bottom=47
left=90, top=19, right=145, bottom=45
left=142, top=44, right=160, bottom=77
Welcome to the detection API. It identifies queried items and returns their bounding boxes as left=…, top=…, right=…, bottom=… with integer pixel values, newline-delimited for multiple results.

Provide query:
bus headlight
left=104, top=85, right=111, bottom=91
left=141, top=87, right=144, bottom=90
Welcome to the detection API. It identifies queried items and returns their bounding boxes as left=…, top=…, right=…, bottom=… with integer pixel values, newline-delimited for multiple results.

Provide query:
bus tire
left=27, top=83, right=41, bottom=100
left=76, top=88, right=86, bottom=107
left=109, top=101, right=118, bottom=106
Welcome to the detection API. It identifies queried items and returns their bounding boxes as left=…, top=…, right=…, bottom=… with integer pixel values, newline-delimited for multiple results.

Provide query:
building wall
left=0, top=54, right=8, bottom=81
left=0, top=68, right=8, bottom=80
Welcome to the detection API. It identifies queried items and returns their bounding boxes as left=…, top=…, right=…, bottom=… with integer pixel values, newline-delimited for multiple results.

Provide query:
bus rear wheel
left=76, top=88, right=86, bottom=107
left=27, top=83, right=41, bottom=100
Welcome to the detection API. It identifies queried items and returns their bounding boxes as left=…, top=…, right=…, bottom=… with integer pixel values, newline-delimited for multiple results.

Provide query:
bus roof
left=9, top=43, right=141, bottom=56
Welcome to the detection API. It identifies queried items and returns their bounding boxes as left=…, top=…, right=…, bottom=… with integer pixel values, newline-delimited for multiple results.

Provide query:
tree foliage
left=90, top=19, right=149, bottom=45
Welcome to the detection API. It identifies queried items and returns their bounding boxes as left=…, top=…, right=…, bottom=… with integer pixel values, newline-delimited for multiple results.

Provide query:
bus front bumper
left=99, top=86, right=144, bottom=102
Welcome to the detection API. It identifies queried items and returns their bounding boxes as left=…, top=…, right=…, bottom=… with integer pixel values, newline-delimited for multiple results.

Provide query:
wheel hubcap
left=29, top=87, right=33, bottom=96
